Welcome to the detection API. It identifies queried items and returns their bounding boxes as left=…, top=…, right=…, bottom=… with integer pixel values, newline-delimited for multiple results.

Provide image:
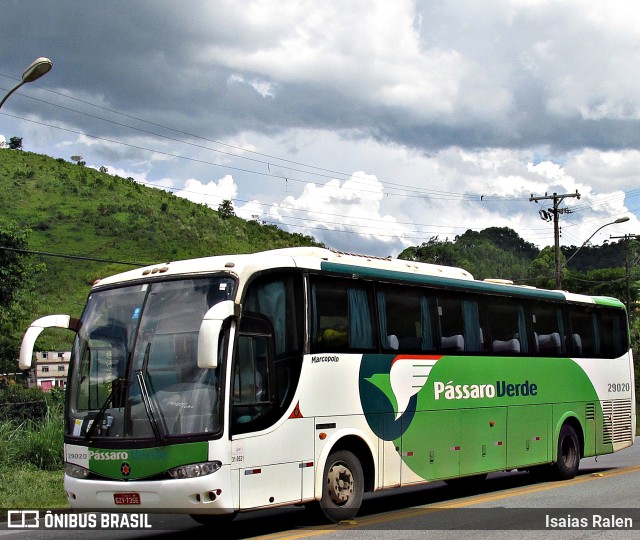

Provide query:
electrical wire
left=1, top=79, right=636, bottom=243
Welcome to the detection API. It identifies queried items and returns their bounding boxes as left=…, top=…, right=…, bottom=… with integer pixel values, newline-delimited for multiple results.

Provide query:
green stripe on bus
left=88, top=441, right=208, bottom=480
left=592, top=296, right=626, bottom=308
left=321, top=262, right=567, bottom=301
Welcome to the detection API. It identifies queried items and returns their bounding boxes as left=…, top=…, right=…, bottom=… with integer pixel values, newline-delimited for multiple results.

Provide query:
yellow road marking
left=254, top=465, right=640, bottom=540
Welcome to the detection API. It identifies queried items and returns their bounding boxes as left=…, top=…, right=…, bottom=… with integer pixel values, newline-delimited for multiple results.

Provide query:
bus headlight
left=65, top=463, right=90, bottom=479
left=168, top=461, right=222, bottom=479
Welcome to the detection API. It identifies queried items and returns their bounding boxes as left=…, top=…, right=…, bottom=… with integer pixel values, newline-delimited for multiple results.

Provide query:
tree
left=8, top=137, right=23, bottom=150
left=527, top=246, right=558, bottom=289
left=0, top=221, right=45, bottom=375
left=398, top=228, right=539, bottom=281
left=218, top=199, right=235, bottom=220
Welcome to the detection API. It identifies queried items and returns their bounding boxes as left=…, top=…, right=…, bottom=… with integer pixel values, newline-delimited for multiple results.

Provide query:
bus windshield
left=66, top=276, right=235, bottom=441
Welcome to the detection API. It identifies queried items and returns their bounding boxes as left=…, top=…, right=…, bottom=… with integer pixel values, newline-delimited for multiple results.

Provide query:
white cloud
left=2, top=0, right=640, bottom=262
left=174, top=175, right=238, bottom=208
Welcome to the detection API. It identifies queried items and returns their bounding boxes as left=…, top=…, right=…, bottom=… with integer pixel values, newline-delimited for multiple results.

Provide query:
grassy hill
left=0, top=148, right=321, bottom=349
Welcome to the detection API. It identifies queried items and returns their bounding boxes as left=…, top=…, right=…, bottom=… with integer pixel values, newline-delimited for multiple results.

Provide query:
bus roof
left=91, top=247, right=624, bottom=308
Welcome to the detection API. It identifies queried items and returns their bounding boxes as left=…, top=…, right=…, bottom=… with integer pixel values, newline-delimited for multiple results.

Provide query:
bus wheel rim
left=327, top=462, right=354, bottom=505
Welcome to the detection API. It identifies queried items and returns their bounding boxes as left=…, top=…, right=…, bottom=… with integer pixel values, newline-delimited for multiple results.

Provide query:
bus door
left=230, top=273, right=313, bottom=510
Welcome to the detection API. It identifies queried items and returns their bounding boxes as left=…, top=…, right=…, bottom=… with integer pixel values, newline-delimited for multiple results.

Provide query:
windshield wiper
left=135, top=342, right=165, bottom=443
left=84, top=378, right=126, bottom=441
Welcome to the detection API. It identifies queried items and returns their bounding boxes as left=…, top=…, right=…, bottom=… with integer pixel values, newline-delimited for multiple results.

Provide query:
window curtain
left=310, top=283, right=318, bottom=346
left=420, top=296, right=434, bottom=350
left=377, top=291, right=389, bottom=348
left=555, top=309, right=566, bottom=354
left=462, top=300, right=482, bottom=351
left=348, top=287, right=373, bottom=348
left=517, top=305, right=528, bottom=353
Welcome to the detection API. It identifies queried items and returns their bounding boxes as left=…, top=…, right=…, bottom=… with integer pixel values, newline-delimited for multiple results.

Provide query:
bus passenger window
left=532, top=303, right=566, bottom=356
left=376, top=285, right=435, bottom=352
left=598, top=309, right=628, bottom=358
left=486, top=299, right=528, bottom=354
left=436, top=295, right=484, bottom=353
left=311, top=278, right=374, bottom=352
left=569, top=308, right=597, bottom=357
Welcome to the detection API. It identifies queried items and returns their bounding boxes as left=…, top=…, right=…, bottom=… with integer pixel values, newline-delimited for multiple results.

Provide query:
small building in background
left=29, top=351, right=71, bottom=391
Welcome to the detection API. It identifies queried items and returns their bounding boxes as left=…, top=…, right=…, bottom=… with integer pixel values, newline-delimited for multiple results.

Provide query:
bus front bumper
left=64, top=466, right=236, bottom=515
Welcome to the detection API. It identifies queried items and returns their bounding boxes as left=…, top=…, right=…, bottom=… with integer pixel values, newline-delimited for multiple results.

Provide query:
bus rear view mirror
left=19, top=315, right=79, bottom=370
left=198, top=300, right=241, bottom=368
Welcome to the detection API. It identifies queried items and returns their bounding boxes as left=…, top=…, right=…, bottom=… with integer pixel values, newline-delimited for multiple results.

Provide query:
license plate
left=114, top=492, right=141, bottom=505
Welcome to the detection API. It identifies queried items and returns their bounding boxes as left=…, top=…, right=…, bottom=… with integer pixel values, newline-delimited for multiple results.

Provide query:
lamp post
left=559, top=216, right=630, bottom=289
left=0, top=57, right=52, bottom=110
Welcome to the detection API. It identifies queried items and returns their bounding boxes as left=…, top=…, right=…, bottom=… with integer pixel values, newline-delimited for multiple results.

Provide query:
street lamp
left=558, top=216, right=630, bottom=288
left=0, top=57, right=52, bottom=110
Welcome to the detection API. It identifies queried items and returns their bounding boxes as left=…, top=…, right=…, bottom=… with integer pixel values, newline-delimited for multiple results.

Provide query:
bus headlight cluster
left=168, top=461, right=221, bottom=479
left=65, top=463, right=90, bottom=479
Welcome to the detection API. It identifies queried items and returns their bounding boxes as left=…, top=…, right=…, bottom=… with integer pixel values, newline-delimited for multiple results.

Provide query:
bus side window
left=532, top=303, right=566, bottom=356
left=598, top=308, right=628, bottom=358
left=569, top=307, right=597, bottom=357
left=486, top=298, right=528, bottom=355
left=436, top=294, right=484, bottom=353
left=231, top=314, right=274, bottom=434
left=310, top=278, right=375, bottom=352
left=377, top=285, right=435, bottom=352
left=243, top=273, right=304, bottom=418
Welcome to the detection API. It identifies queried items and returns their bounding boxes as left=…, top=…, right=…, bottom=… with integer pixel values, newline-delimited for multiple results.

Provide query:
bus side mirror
left=198, top=301, right=241, bottom=368
left=19, top=315, right=79, bottom=370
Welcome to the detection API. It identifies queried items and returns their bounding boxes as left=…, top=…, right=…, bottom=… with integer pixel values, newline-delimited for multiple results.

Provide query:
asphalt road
left=2, top=438, right=640, bottom=540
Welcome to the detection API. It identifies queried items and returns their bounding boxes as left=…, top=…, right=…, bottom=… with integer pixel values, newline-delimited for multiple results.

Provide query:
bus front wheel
left=553, top=423, right=580, bottom=480
left=317, top=450, right=364, bottom=523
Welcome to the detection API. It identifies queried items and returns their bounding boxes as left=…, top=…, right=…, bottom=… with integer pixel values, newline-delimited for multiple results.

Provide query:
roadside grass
left=0, top=404, right=67, bottom=512
left=0, top=466, right=67, bottom=511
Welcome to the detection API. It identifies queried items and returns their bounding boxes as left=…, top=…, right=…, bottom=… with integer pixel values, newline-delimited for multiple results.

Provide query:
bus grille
left=602, top=399, right=633, bottom=445
left=585, top=402, right=595, bottom=421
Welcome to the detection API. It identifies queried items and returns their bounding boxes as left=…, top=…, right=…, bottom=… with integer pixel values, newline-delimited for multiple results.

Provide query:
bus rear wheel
left=553, top=423, right=580, bottom=480
left=317, top=450, right=364, bottom=523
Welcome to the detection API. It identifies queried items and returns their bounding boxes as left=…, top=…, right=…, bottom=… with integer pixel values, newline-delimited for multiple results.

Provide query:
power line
left=0, top=246, right=150, bottom=266
left=0, top=83, right=531, bottom=202
left=2, top=79, right=637, bottom=245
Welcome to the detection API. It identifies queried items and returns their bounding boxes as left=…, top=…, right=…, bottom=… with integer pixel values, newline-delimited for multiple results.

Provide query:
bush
left=13, top=413, right=64, bottom=470
left=0, top=385, right=48, bottom=422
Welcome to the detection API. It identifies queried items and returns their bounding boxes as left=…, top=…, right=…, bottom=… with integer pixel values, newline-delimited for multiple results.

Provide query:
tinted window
left=311, top=278, right=375, bottom=352
left=377, top=284, right=435, bottom=352
left=486, top=298, right=529, bottom=354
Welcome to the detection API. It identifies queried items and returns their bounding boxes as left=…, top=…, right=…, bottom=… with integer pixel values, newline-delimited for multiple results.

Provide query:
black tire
left=553, top=423, right=581, bottom=480
left=316, top=450, right=364, bottom=523
left=190, top=512, right=237, bottom=526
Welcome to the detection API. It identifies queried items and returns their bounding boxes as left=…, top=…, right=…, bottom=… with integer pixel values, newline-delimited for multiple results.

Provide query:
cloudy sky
left=2, top=0, right=640, bottom=258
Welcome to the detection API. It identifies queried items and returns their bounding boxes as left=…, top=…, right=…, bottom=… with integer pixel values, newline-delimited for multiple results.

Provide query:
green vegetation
left=0, top=386, right=66, bottom=510
left=1, top=148, right=639, bottom=511
left=0, top=148, right=321, bottom=354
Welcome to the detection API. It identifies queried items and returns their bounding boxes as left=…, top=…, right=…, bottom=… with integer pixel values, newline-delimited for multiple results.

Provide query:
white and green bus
left=19, top=247, right=636, bottom=523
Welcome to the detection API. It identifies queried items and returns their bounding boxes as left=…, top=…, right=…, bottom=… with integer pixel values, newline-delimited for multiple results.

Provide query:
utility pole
left=609, top=233, right=640, bottom=316
left=529, top=191, right=581, bottom=289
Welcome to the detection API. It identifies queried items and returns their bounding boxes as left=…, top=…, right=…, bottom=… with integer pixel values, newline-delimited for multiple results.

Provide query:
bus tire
left=553, top=423, right=580, bottom=480
left=317, top=450, right=364, bottom=523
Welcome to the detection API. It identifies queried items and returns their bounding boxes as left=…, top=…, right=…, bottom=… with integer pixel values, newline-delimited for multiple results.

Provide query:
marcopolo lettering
left=311, top=355, right=340, bottom=363
left=434, top=380, right=538, bottom=400
left=89, top=450, right=129, bottom=461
